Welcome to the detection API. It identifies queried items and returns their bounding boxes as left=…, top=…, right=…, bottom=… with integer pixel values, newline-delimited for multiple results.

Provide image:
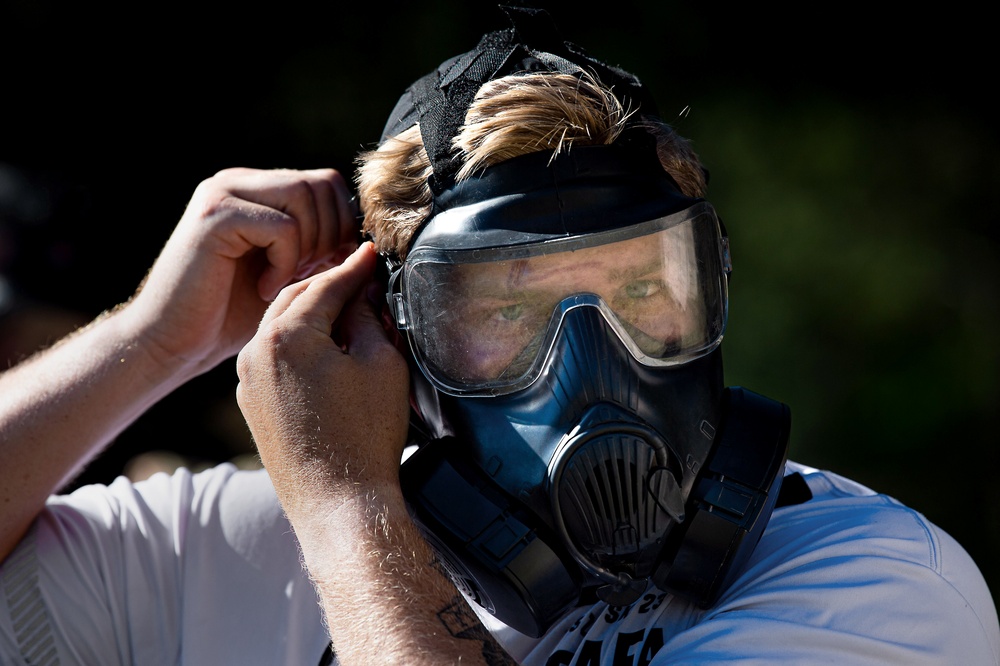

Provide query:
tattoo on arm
left=437, top=597, right=518, bottom=666
left=432, top=557, right=517, bottom=666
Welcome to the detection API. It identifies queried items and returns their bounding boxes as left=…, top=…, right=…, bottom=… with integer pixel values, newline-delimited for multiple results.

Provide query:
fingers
left=333, top=264, right=395, bottom=361
left=203, top=167, right=359, bottom=300
left=238, top=242, right=406, bottom=429
left=202, top=198, right=303, bottom=301
left=261, top=242, right=379, bottom=337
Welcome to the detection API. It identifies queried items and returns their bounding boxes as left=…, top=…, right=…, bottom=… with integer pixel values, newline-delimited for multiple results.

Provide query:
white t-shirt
left=1, top=462, right=997, bottom=665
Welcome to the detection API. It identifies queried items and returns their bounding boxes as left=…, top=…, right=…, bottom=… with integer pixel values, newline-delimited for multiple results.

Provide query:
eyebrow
left=504, top=259, right=531, bottom=291
left=452, top=263, right=530, bottom=299
left=607, top=258, right=661, bottom=283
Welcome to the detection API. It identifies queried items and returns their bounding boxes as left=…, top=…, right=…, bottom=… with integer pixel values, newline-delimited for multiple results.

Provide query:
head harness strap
left=380, top=5, right=661, bottom=193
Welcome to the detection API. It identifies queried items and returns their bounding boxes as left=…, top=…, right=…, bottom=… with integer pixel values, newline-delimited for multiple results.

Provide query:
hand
left=235, top=242, right=410, bottom=518
left=126, top=167, right=357, bottom=378
left=235, top=245, right=512, bottom=666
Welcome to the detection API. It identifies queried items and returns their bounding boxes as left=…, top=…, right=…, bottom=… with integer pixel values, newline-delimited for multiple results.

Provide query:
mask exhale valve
left=548, top=405, right=685, bottom=605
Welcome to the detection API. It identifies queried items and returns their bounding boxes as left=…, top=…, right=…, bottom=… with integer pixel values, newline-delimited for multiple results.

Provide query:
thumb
left=267, top=242, right=377, bottom=336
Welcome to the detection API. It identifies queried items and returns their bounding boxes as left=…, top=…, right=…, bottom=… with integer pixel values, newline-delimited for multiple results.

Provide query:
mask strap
left=387, top=6, right=661, bottom=194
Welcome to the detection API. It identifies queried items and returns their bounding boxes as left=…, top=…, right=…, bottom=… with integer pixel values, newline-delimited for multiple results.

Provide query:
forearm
left=291, top=487, right=516, bottom=666
left=0, top=167, right=354, bottom=562
left=0, top=305, right=197, bottom=560
left=235, top=244, right=498, bottom=662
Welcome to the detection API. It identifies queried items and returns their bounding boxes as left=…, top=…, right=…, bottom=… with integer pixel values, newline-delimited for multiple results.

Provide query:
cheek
left=620, top=294, right=701, bottom=345
left=455, top=327, right=527, bottom=381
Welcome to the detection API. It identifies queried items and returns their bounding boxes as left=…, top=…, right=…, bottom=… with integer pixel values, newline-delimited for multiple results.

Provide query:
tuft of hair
left=454, top=72, right=630, bottom=180
left=355, top=71, right=706, bottom=259
left=355, top=125, right=432, bottom=260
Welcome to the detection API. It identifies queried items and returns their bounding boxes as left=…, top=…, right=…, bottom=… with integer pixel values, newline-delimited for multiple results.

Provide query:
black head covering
left=380, top=5, right=661, bottom=194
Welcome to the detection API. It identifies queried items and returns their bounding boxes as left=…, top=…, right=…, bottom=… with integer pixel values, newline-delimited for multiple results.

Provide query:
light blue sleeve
left=0, top=465, right=328, bottom=666
left=655, top=466, right=1000, bottom=665
left=514, top=465, right=999, bottom=665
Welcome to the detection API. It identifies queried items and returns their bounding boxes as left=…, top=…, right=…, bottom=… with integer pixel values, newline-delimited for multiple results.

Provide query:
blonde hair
left=355, top=72, right=706, bottom=258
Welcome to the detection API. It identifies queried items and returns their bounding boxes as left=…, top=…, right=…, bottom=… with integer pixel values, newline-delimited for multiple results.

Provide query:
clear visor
left=398, top=203, right=729, bottom=396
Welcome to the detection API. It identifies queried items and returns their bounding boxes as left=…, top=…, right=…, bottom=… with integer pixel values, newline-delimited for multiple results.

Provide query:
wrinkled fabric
left=1, top=462, right=996, bottom=665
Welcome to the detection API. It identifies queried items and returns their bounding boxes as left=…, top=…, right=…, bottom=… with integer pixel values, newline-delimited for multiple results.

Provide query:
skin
left=0, top=165, right=514, bottom=664
left=0, top=167, right=355, bottom=562
left=236, top=243, right=516, bottom=665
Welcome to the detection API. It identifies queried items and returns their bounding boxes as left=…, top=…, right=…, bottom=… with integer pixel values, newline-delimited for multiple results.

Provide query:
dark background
left=3, top=2, right=996, bottom=602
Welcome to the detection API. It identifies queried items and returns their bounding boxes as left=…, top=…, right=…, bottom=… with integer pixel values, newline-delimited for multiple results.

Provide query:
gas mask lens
left=400, top=203, right=729, bottom=396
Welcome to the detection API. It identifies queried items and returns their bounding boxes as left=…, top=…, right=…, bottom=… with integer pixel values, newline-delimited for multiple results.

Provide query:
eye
left=623, top=280, right=662, bottom=299
left=498, top=303, right=524, bottom=320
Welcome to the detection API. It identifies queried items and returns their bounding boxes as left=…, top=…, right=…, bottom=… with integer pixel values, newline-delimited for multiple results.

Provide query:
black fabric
left=775, top=472, right=814, bottom=508
left=413, top=140, right=694, bottom=248
left=317, top=643, right=335, bottom=666
left=380, top=5, right=661, bottom=193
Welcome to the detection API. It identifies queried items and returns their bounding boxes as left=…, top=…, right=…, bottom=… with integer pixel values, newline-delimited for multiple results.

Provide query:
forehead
left=450, top=234, right=663, bottom=291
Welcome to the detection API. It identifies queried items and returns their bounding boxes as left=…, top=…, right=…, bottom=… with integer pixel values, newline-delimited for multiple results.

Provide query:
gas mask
left=377, top=7, right=791, bottom=638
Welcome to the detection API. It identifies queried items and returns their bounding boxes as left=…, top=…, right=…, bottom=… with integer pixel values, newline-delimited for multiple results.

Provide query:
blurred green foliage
left=697, top=91, right=999, bottom=597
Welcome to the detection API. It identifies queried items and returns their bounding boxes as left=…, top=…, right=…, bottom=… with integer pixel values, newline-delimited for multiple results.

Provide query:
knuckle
left=192, top=193, right=238, bottom=226
left=288, top=177, right=315, bottom=202
left=235, top=343, right=258, bottom=381
left=234, top=381, right=248, bottom=409
left=188, top=177, right=237, bottom=218
left=307, top=167, right=341, bottom=182
left=255, top=320, right=291, bottom=350
left=304, top=169, right=347, bottom=201
left=213, top=166, right=255, bottom=179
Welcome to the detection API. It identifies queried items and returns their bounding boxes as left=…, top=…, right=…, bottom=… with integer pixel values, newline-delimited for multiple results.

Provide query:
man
left=2, top=8, right=997, bottom=666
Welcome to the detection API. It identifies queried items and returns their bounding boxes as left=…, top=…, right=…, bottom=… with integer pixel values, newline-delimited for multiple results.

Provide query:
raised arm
left=236, top=243, right=516, bottom=665
left=0, top=167, right=357, bottom=562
